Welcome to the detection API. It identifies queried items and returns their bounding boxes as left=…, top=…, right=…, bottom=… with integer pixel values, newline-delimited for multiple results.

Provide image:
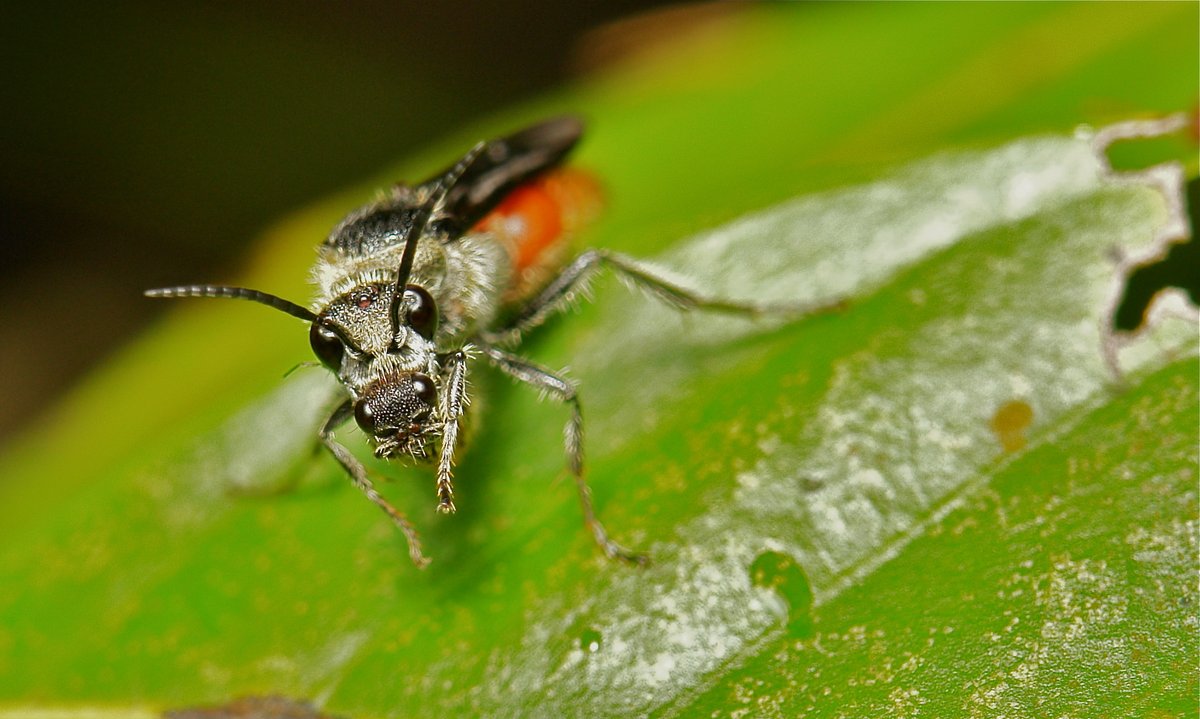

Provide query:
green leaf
left=1, top=4, right=1196, bottom=718
left=663, top=355, right=1198, bottom=719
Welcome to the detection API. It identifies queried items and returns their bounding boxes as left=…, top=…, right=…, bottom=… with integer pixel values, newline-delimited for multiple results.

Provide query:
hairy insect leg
left=479, top=343, right=647, bottom=565
left=435, top=350, right=469, bottom=514
left=489, top=248, right=844, bottom=343
left=321, top=400, right=430, bottom=568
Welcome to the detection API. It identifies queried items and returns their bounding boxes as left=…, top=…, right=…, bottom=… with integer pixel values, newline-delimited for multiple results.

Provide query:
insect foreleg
left=435, top=350, right=469, bottom=514
left=478, top=343, right=647, bottom=565
left=320, top=400, right=430, bottom=568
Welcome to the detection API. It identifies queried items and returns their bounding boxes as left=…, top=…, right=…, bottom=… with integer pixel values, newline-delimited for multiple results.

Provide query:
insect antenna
left=145, top=285, right=317, bottom=322
left=389, top=140, right=488, bottom=335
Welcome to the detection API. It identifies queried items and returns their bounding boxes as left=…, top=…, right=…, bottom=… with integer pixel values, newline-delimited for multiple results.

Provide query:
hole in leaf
left=578, top=627, right=603, bottom=653
left=1112, top=171, right=1200, bottom=333
left=1101, top=108, right=1196, bottom=171
left=750, top=550, right=814, bottom=637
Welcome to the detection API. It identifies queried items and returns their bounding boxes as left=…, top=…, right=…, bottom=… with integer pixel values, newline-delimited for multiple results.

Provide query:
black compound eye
left=404, top=285, right=438, bottom=340
left=410, top=372, right=436, bottom=409
left=309, top=321, right=345, bottom=371
left=353, top=398, right=378, bottom=435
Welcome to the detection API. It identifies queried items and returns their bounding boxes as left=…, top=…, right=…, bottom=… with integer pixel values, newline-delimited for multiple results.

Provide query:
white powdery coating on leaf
left=663, top=136, right=1102, bottom=311
left=487, top=537, right=779, bottom=718
left=576, top=136, right=1111, bottom=433
left=966, top=557, right=1131, bottom=717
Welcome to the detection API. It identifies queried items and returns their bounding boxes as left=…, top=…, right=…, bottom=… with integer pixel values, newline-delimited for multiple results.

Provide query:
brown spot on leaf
left=990, top=400, right=1034, bottom=452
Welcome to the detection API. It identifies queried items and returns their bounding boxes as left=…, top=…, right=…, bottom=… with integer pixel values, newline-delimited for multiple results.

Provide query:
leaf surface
left=0, top=4, right=1196, bottom=717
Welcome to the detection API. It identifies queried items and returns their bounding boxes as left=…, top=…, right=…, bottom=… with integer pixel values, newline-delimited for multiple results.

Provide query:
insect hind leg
left=479, top=343, right=647, bottom=565
left=488, top=248, right=843, bottom=345
left=320, top=400, right=430, bottom=568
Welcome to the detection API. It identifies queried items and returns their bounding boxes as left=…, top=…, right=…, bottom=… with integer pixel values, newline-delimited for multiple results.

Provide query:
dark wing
left=427, top=116, right=583, bottom=234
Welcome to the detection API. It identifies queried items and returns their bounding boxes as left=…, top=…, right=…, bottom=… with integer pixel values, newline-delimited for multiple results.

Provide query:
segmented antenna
left=390, top=140, right=488, bottom=333
left=144, top=285, right=317, bottom=322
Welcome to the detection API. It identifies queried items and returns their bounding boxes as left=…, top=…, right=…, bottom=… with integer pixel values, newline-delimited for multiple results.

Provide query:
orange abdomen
left=474, top=168, right=603, bottom=298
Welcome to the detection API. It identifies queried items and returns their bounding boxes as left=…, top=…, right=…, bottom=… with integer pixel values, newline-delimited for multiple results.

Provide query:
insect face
left=309, top=280, right=444, bottom=459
